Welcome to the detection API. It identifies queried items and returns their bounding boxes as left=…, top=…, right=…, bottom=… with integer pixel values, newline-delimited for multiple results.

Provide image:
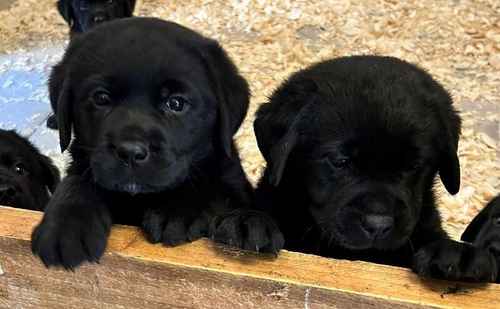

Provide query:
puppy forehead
left=313, top=106, right=432, bottom=166
left=72, top=0, right=111, bottom=6
left=69, top=38, right=209, bottom=87
left=0, top=132, right=38, bottom=164
left=80, top=54, right=207, bottom=87
left=317, top=102, right=429, bottom=139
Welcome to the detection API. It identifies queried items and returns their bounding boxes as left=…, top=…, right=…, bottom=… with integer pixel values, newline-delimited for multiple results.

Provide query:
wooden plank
left=0, top=206, right=499, bottom=309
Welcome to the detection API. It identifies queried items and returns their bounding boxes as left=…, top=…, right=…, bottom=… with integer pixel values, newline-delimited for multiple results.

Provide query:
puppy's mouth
left=111, top=182, right=164, bottom=196
left=90, top=148, right=190, bottom=195
left=92, top=168, right=189, bottom=195
left=335, top=233, right=406, bottom=251
left=326, top=222, right=410, bottom=251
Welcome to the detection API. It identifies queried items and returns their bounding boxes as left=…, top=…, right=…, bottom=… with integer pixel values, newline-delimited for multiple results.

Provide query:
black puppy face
left=302, top=116, right=437, bottom=250
left=255, top=56, right=461, bottom=252
left=462, top=196, right=500, bottom=257
left=0, top=130, right=60, bottom=210
left=82, top=59, right=217, bottom=194
left=58, top=0, right=136, bottom=33
left=54, top=18, right=249, bottom=195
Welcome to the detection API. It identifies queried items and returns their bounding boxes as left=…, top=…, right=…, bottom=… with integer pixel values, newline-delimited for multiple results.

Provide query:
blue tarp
left=0, top=45, right=68, bottom=171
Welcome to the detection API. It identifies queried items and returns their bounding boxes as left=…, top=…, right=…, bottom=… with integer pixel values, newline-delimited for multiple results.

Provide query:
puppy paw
left=142, top=209, right=206, bottom=247
left=31, top=208, right=111, bottom=270
left=209, top=209, right=284, bottom=254
left=413, top=239, right=498, bottom=282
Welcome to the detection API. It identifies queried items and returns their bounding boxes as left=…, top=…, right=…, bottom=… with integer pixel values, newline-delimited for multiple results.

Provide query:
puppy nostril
left=362, top=214, right=394, bottom=239
left=115, top=142, right=149, bottom=165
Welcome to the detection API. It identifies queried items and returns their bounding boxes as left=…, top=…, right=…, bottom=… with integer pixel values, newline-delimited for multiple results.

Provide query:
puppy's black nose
left=115, top=142, right=149, bottom=166
left=361, top=214, right=394, bottom=239
left=0, top=184, right=16, bottom=201
left=93, top=15, right=107, bottom=24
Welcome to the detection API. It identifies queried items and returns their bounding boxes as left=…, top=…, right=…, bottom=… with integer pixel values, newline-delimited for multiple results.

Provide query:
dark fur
left=32, top=17, right=281, bottom=270
left=0, top=130, right=60, bottom=210
left=247, top=56, right=497, bottom=282
left=48, top=0, right=137, bottom=129
left=57, top=0, right=136, bottom=35
left=462, top=195, right=500, bottom=282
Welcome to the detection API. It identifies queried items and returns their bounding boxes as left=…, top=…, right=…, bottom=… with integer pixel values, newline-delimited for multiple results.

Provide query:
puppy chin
left=331, top=228, right=409, bottom=251
left=94, top=177, right=182, bottom=195
left=112, top=182, right=163, bottom=196
left=91, top=158, right=190, bottom=195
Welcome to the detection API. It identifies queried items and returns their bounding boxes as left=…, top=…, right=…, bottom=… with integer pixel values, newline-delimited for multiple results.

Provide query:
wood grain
left=0, top=206, right=499, bottom=309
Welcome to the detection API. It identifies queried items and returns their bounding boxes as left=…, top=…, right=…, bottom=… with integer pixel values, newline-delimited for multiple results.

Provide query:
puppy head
left=53, top=18, right=248, bottom=195
left=58, top=0, right=136, bottom=32
left=256, top=56, right=461, bottom=251
left=462, top=195, right=500, bottom=257
left=0, top=130, right=60, bottom=210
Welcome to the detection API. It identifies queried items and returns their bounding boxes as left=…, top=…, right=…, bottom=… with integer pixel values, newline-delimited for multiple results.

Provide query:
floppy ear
left=37, top=154, right=61, bottom=194
left=439, top=147, right=460, bottom=195
left=438, top=104, right=461, bottom=195
left=55, top=78, right=74, bottom=152
left=57, top=0, right=74, bottom=26
left=124, top=0, right=137, bottom=16
left=461, top=207, right=491, bottom=243
left=261, top=122, right=299, bottom=186
left=197, top=41, right=250, bottom=158
left=461, top=196, right=500, bottom=243
left=254, top=82, right=318, bottom=186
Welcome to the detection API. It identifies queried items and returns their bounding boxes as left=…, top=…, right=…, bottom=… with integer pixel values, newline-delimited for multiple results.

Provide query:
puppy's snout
left=0, top=184, right=16, bottom=201
left=361, top=214, right=394, bottom=239
left=114, top=141, right=149, bottom=166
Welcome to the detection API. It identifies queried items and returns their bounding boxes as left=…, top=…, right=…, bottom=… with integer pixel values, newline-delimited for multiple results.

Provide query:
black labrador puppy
left=462, top=195, right=500, bottom=282
left=0, top=129, right=60, bottom=210
left=250, top=56, right=497, bottom=282
left=32, top=17, right=282, bottom=270
left=57, top=0, right=136, bottom=35
left=48, top=0, right=137, bottom=129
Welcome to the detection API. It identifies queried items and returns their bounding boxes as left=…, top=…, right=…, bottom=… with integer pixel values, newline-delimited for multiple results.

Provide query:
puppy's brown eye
left=93, top=91, right=111, bottom=107
left=164, top=96, right=187, bottom=113
left=14, top=163, right=27, bottom=176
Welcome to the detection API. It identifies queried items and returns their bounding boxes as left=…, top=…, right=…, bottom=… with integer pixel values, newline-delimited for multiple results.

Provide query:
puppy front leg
left=411, top=206, right=498, bottom=282
left=209, top=207, right=284, bottom=254
left=31, top=176, right=111, bottom=270
left=208, top=177, right=284, bottom=254
left=413, top=239, right=498, bottom=282
left=142, top=202, right=210, bottom=247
